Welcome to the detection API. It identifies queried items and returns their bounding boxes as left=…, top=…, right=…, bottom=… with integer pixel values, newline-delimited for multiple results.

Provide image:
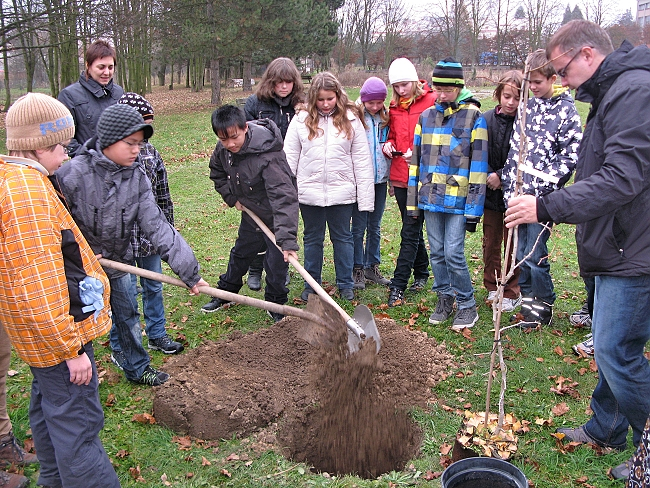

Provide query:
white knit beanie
left=388, top=58, right=419, bottom=85
left=6, top=93, right=75, bottom=151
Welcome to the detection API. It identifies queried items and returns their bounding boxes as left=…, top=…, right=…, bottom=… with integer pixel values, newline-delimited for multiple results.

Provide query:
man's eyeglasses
left=557, top=46, right=590, bottom=78
left=122, top=139, right=146, bottom=150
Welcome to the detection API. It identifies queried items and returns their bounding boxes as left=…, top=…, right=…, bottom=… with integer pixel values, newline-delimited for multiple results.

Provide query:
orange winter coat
left=0, top=156, right=111, bottom=368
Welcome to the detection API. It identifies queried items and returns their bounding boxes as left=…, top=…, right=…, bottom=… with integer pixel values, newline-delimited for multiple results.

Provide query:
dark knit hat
left=360, top=77, right=388, bottom=102
left=118, top=92, right=154, bottom=120
left=97, top=104, right=153, bottom=150
left=431, top=57, right=465, bottom=87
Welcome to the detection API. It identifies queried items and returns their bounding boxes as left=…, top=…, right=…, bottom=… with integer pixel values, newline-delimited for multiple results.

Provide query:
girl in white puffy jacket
left=284, top=72, right=374, bottom=301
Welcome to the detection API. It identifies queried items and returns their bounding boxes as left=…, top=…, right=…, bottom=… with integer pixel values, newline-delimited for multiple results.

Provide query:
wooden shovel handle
left=98, top=258, right=327, bottom=327
left=240, top=206, right=366, bottom=340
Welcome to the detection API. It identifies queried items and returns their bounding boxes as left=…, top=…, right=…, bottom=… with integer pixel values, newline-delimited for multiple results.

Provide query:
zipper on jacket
left=121, top=209, right=126, bottom=238
left=93, top=208, right=98, bottom=235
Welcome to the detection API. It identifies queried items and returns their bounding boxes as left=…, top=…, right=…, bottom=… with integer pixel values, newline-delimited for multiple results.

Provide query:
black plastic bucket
left=441, top=457, right=527, bottom=488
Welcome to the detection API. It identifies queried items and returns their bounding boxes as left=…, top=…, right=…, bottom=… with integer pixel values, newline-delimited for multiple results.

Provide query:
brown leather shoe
left=0, top=433, right=37, bottom=468
left=0, top=470, right=28, bottom=488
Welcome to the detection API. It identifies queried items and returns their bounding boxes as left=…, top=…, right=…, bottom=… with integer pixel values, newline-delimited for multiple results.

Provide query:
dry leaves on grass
left=549, top=375, right=581, bottom=399
left=456, top=411, right=530, bottom=460
left=132, top=412, right=156, bottom=424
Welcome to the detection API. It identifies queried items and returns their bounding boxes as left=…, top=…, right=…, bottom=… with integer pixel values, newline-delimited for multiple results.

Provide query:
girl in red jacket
left=381, top=58, right=437, bottom=306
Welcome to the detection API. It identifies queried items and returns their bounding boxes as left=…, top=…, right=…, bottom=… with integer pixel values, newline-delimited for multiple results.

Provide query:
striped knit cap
left=431, top=58, right=465, bottom=87
left=97, top=104, right=154, bottom=150
left=118, top=92, right=154, bottom=120
left=6, top=93, right=75, bottom=150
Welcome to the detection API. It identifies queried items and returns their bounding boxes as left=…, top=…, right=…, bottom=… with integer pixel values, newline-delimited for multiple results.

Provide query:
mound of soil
left=154, top=300, right=454, bottom=477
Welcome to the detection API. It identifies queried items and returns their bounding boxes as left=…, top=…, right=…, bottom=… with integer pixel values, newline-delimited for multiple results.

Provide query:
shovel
left=240, top=205, right=381, bottom=353
left=98, top=258, right=331, bottom=329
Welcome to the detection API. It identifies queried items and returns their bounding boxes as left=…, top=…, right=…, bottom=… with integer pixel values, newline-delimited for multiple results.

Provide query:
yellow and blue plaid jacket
left=407, top=93, right=488, bottom=218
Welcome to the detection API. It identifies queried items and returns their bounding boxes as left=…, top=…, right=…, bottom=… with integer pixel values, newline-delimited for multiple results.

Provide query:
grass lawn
left=1, top=85, right=635, bottom=487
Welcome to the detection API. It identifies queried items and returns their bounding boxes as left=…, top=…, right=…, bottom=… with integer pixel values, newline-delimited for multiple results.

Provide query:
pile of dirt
left=154, top=308, right=454, bottom=478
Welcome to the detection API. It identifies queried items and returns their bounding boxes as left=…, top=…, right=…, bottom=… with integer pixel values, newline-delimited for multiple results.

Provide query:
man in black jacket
left=506, top=20, right=650, bottom=479
left=201, top=106, right=299, bottom=320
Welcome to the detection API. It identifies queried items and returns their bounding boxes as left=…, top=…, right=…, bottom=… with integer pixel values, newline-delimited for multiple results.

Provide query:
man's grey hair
left=546, top=20, right=614, bottom=60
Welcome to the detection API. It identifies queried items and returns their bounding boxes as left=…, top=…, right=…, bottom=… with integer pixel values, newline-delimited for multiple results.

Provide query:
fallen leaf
left=116, top=449, right=130, bottom=459
left=220, top=468, right=231, bottom=477
left=173, top=436, right=193, bottom=450
left=202, top=456, right=211, bottom=466
left=440, top=442, right=452, bottom=455
left=105, top=393, right=116, bottom=407
left=131, top=413, right=156, bottom=424
left=551, top=402, right=569, bottom=416
left=7, top=370, right=18, bottom=377
left=161, top=473, right=171, bottom=486
left=226, top=453, right=240, bottom=461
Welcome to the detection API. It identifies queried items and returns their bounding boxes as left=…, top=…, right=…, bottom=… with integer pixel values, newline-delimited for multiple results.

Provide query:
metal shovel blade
left=347, top=305, right=381, bottom=354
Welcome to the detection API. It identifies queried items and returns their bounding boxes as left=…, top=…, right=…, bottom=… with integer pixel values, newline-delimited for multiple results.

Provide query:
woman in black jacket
left=243, top=58, right=305, bottom=289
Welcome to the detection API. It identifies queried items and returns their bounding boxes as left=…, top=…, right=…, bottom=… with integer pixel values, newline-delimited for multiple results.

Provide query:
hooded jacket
left=407, top=88, right=488, bottom=218
left=209, top=119, right=299, bottom=252
left=244, top=94, right=297, bottom=140
left=55, top=138, right=201, bottom=287
left=386, top=81, right=437, bottom=186
left=537, top=41, right=650, bottom=277
left=58, top=73, right=124, bottom=157
left=502, top=86, right=582, bottom=202
left=284, top=109, right=375, bottom=211
left=0, top=156, right=111, bottom=368
left=483, top=107, right=515, bottom=213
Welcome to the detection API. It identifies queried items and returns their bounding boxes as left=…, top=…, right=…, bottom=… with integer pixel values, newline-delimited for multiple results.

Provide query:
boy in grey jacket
left=56, top=104, right=209, bottom=386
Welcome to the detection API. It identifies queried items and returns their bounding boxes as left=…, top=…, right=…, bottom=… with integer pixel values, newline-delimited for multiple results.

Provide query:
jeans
left=482, top=208, right=520, bottom=299
left=352, top=182, right=387, bottom=267
left=218, top=216, right=289, bottom=304
left=109, top=273, right=151, bottom=381
left=390, top=187, right=429, bottom=290
left=29, top=343, right=121, bottom=488
left=424, top=211, right=476, bottom=309
left=516, top=222, right=555, bottom=304
left=110, top=254, right=167, bottom=351
left=300, top=203, right=354, bottom=291
left=584, top=274, right=650, bottom=448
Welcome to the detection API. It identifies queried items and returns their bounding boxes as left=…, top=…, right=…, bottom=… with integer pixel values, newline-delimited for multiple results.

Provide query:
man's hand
left=234, top=201, right=243, bottom=211
left=283, top=250, right=298, bottom=263
left=487, top=173, right=502, bottom=190
left=505, top=195, right=538, bottom=227
left=190, top=278, right=210, bottom=295
left=66, top=353, right=93, bottom=386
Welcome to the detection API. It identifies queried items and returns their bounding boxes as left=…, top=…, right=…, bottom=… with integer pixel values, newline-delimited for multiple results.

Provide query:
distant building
left=639, top=0, right=650, bottom=26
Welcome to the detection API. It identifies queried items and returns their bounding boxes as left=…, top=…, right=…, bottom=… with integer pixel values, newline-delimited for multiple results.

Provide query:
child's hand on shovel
left=191, top=278, right=210, bottom=295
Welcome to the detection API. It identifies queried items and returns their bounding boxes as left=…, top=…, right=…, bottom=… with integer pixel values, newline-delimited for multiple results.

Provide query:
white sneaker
left=501, top=295, right=522, bottom=313
left=486, top=290, right=497, bottom=303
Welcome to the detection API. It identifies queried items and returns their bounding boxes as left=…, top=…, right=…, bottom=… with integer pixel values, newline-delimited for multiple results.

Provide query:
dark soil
left=154, top=297, right=454, bottom=478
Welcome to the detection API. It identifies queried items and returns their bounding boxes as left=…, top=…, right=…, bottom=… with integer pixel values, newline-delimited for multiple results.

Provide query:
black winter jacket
left=483, top=107, right=515, bottom=213
left=58, top=73, right=124, bottom=157
left=244, top=94, right=296, bottom=140
left=538, top=41, right=650, bottom=277
left=208, top=119, right=299, bottom=252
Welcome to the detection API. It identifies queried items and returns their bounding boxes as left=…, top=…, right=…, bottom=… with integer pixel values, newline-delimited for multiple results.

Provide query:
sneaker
left=247, top=270, right=262, bottom=291
left=110, top=350, right=127, bottom=371
left=0, top=471, right=28, bottom=488
left=353, top=266, right=366, bottom=290
left=570, top=303, right=592, bottom=328
left=364, top=264, right=390, bottom=286
left=340, top=288, right=354, bottom=300
left=555, top=425, right=626, bottom=451
left=610, top=458, right=632, bottom=480
left=300, top=289, right=313, bottom=302
left=201, top=297, right=234, bottom=313
left=0, top=432, right=38, bottom=468
left=408, top=278, right=428, bottom=292
left=148, top=335, right=184, bottom=354
left=429, top=294, right=455, bottom=324
left=132, top=366, right=170, bottom=386
left=267, top=310, right=284, bottom=322
left=388, top=287, right=404, bottom=307
left=451, top=306, right=479, bottom=331
left=572, top=333, right=594, bottom=357
left=511, top=297, right=552, bottom=329
left=485, top=290, right=497, bottom=304
left=500, top=295, right=522, bottom=313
